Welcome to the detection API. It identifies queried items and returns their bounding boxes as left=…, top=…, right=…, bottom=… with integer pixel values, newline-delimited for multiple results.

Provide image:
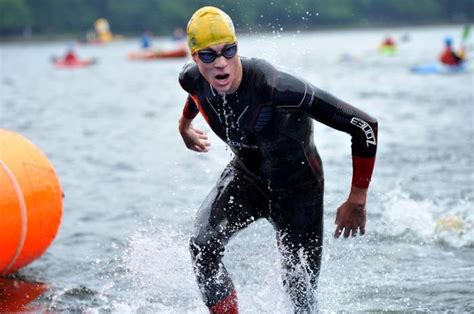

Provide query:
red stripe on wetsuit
left=182, top=95, right=210, bottom=124
left=182, top=95, right=199, bottom=119
left=352, top=155, right=376, bottom=189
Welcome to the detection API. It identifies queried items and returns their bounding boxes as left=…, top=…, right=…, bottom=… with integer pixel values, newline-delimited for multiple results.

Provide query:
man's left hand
left=334, top=187, right=368, bottom=238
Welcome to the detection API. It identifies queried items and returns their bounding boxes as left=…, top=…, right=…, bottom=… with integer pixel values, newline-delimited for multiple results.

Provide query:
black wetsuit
left=179, top=57, right=377, bottom=311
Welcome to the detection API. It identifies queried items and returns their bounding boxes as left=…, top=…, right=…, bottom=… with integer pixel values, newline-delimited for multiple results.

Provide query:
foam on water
left=366, top=184, right=474, bottom=248
left=382, top=190, right=437, bottom=241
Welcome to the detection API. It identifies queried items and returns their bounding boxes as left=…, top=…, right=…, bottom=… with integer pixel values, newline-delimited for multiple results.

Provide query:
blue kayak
left=410, top=61, right=470, bottom=74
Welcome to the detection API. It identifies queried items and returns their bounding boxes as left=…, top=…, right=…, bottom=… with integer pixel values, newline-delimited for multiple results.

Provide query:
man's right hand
left=179, top=116, right=211, bottom=152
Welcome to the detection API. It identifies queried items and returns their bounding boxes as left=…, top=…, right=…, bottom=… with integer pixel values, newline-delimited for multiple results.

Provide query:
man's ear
left=192, top=54, right=198, bottom=63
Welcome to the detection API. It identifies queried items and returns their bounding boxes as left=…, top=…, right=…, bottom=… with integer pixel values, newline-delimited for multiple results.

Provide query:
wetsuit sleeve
left=269, top=68, right=378, bottom=188
left=182, top=95, right=199, bottom=119
left=179, top=62, right=201, bottom=120
left=179, top=62, right=200, bottom=94
left=306, top=89, right=378, bottom=189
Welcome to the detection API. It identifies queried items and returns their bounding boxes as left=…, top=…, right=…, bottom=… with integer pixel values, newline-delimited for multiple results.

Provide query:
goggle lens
left=198, top=44, right=238, bottom=63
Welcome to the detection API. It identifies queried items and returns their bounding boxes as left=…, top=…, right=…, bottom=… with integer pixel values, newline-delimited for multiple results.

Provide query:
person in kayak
left=381, top=35, right=396, bottom=47
left=63, top=43, right=78, bottom=64
left=171, top=27, right=186, bottom=42
left=439, top=37, right=465, bottom=66
left=178, top=6, right=378, bottom=313
left=140, top=30, right=153, bottom=50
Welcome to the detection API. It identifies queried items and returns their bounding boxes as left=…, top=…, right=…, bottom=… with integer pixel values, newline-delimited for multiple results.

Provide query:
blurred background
left=0, top=0, right=473, bottom=38
left=1, top=1, right=473, bottom=313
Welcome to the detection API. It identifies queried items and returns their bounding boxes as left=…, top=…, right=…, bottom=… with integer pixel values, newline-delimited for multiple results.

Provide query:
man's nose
left=214, top=55, right=227, bottom=68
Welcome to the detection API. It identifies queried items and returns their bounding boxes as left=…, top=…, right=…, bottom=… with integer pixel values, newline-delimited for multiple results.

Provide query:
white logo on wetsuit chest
left=350, top=117, right=376, bottom=146
left=226, top=140, right=258, bottom=149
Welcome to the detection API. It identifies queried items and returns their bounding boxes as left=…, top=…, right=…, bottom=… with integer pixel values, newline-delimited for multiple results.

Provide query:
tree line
left=1, top=0, right=472, bottom=37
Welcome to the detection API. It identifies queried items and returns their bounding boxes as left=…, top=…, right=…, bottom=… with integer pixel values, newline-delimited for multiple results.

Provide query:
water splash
left=119, top=223, right=204, bottom=312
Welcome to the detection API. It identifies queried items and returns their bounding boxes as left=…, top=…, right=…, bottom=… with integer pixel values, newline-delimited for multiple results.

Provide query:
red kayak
left=52, top=57, right=97, bottom=68
left=128, top=48, right=188, bottom=60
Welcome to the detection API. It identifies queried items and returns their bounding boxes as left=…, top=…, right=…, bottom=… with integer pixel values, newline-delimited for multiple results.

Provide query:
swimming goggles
left=197, top=43, right=238, bottom=63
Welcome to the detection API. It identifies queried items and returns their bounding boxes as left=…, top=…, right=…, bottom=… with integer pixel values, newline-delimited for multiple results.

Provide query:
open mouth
left=215, top=74, right=230, bottom=81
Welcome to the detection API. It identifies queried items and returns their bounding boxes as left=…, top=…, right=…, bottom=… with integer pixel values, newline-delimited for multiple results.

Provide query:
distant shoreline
left=0, top=21, right=469, bottom=44
left=240, top=20, right=471, bottom=40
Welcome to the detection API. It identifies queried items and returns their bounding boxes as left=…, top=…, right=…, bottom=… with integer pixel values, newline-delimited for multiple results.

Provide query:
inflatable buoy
left=0, top=129, right=63, bottom=275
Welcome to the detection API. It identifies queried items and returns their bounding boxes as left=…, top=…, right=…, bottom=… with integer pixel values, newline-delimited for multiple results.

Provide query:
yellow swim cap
left=187, top=6, right=237, bottom=54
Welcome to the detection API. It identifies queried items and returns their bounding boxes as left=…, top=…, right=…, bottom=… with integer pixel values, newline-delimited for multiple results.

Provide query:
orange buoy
left=0, top=129, right=63, bottom=275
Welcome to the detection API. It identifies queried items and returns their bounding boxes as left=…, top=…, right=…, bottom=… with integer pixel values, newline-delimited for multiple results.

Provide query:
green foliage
left=1, top=0, right=473, bottom=37
left=108, top=0, right=192, bottom=35
left=0, top=0, right=31, bottom=34
left=25, top=0, right=98, bottom=33
left=355, top=0, right=442, bottom=23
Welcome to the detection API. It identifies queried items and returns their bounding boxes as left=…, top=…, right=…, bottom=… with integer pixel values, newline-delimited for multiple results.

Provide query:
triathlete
left=178, top=6, right=378, bottom=313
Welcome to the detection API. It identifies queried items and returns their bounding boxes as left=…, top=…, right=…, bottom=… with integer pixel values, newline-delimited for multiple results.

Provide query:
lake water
left=1, top=24, right=473, bottom=312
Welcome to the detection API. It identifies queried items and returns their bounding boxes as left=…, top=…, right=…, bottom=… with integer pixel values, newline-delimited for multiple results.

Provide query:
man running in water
left=178, top=6, right=378, bottom=313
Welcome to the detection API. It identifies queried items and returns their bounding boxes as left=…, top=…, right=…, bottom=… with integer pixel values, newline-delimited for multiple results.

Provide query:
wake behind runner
left=178, top=6, right=378, bottom=313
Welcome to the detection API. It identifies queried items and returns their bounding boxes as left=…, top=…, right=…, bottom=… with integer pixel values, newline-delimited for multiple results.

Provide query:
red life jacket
left=440, top=48, right=461, bottom=65
left=64, top=52, right=78, bottom=63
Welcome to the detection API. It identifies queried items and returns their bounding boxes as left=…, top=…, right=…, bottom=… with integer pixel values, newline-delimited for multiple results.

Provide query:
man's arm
left=304, top=88, right=377, bottom=185
left=268, top=69, right=377, bottom=238
left=307, top=88, right=377, bottom=238
left=178, top=96, right=211, bottom=152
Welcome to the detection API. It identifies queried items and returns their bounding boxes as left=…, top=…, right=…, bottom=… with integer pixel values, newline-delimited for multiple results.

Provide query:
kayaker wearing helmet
left=178, top=6, right=378, bottom=313
left=439, top=37, right=465, bottom=66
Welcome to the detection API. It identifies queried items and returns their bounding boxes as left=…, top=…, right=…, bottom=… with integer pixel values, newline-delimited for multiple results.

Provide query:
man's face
left=192, top=43, right=242, bottom=94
